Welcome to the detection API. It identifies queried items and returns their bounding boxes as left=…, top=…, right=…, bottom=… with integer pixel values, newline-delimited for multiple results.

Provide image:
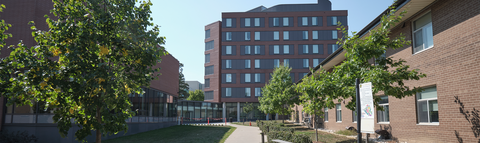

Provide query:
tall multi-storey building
left=204, top=0, right=347, bottom=121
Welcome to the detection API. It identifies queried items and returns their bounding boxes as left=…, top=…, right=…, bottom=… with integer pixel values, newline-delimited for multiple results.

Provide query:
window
left=375, top=51, right=386, bottom=66
left=302, top=17, right=308, bottom=26
left=353, top=109, right=357, bottom=122
left=336, top=104, right=342, bottom=122
left=245, top=18, right=251, bottom=27
left=226, top=18, right=232, bottom=27
left=312, top=31, right=318, bottom=40
left=283, top=31, right=289, bottom=40
left=226, top=32, right=232, bottom=41
left=377, top=96, right=389, bottom=123
left=332, top=44, right=338, bottom=52
left=245, top=88, right=251, bottom=97
left=245, top=32, right=250, bottom=40
left=417, top=87, right=438, bottom=123
left=255, top=46, right=260, bottom=54
left=273, top=31, right=279, bottom=40
left=303, top=45, right=309, bottom=54
left=245, top=73, right=251, bottom=82
left=205, top=54, right=210, bottom=63
left=205, top=66, right=214, bottom=75
left=283, top=17, right=289, bottom=26
left=205, top=29, right=210, bottom=39
left=255, top=59, right=260, bottom=68
left=274, top=59, right=279, bottom=68
left=284, top=59, right=289, bottom=67
left=245, top=46, right=251, bottom=54
left=226, top=46, right=232, bottom=55
left=302, top=31, right=308, bottom=40
left=255, top=88, right=261, bottom=97
left=273, top=18, right=279, bottom=26
left=245, top=59, right=250, bottom=68
left=226, top=88, right=232, bottom=96
left=332, top=16, right=337, bottom=25
left=255, top=73, right=260, bottom=82
left=413, top=12, right=433, bottom=54
left=226, top=74, right=232, bottom=82
left=226, top=60, right=232, bottom=69
left=274, top=45, right=279, bottom=54
left=312, top=45, right=319, bottom=54
left=255, top=32, right=260, bottom=40
left=332, top=30, right=337, bottom=40
left=283, top=45, right=289, bottom=54
left=205, top=79, right=210, bottom=88
left=255, top=18, right=260, bottom=27
left=303, top=59, right=309, bottom=68
left=324, top=108, right=328, bottom=122
left=205, top=40, right=214, bottom=51
left=313, top=59, right=319, bottom=67
left=312, top=17, right=317, bottom=25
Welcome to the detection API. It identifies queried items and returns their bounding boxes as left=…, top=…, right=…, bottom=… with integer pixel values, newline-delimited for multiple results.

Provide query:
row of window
left=324, top=86, right=438, bottom=124
left=223, top=72, right=308, bottom=84
left=223, top=59, right=323, bottom=69
left=224, top=16, right=344, bottom=28
left=222, top=44, right=338, bottom=55
left=224, top=87, right=262, bottom=97
left=224, top=30, right=338, bottom=41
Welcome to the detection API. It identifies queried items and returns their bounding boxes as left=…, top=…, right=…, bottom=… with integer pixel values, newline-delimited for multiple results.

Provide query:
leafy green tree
left=242, top=102, right=255, bottom=123
left=0, top=4, right=12, bottom=49
left=178, top=63, right=189, bottom=100
left=332, top=6, right=426, bottom=111
left=186, top=90, right=204, bottom=101
left=295, top=68, right=333, bottom=142
left=0, top=0, right=165, bottom=142
left=259, top=65, right=298, bottom=123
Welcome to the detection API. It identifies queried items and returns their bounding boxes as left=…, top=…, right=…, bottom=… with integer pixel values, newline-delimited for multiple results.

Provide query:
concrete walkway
left=225, top=123, right=264, bottom=143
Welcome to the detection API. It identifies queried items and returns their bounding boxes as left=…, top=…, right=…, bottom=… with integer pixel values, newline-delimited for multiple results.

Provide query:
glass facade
left=177, top=101, right=223, bottom=122
left=4, top=87, right=178, bottom=124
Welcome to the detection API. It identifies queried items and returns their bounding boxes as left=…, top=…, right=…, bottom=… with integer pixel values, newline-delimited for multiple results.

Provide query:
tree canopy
left=186, top=89, right=204, bottom=101
left=0, top=0, right=165, bottom=142
left=296, top=6, right=426, bottom=112
left=259, top=65, right=298, bottom=120
left=178, top=63, right=189, bottom=100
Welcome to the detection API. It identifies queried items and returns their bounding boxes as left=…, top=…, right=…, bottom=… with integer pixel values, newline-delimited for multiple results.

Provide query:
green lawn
left=103, top=125, right=236, bottom=143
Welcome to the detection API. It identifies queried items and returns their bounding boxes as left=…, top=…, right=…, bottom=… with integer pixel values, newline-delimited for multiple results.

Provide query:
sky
left=149, top=0, right=395, bottom=83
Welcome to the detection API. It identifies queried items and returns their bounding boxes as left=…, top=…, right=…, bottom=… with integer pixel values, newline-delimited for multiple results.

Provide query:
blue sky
left=149, top=0, right=394, bottom=83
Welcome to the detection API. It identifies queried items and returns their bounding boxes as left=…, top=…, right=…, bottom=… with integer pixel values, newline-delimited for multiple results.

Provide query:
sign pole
left=356, top=78, right=362, bottom=143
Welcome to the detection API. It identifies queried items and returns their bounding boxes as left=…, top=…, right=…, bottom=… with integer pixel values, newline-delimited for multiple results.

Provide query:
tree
left=186, top=90, right=204, bottom=101
left=295, top=6, right=426, bottom=141
left=295, top=68, right=333, bottom=142
left=0, top=4, right=12, bottom=49
left=0, top=0, right=165, bottom=142
left=259, top=65, right=298, bottom=123
left=242, top=102, right=255, bottom=124
left=178, top=63, right=189, bottom=100
left=331, top=6, right=426, bottom=111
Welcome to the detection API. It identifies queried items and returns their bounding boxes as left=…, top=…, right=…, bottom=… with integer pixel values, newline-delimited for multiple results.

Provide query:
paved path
left=225, top=123, right=264, bottom=143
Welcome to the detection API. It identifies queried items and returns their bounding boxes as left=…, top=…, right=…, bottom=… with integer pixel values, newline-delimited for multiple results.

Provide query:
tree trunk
left=314, top=109, right=318, bottom=142
left=96, top=106, right=102, bottom=143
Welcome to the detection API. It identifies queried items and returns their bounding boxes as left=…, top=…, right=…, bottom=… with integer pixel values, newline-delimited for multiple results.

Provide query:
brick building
left=0, top=1, right=180, bottom=142
left=203, top=0, right=348, bottom=122
left=293, top=0, right=480, bottom=142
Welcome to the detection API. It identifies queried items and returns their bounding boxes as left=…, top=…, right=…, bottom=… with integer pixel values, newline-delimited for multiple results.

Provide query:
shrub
left=267, top=131, right=311, bottom=143
left=0, top=130, right=38, bottom=143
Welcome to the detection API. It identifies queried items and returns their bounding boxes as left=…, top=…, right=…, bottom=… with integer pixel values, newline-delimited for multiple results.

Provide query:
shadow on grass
left=103, top=125, right=235, bottom=143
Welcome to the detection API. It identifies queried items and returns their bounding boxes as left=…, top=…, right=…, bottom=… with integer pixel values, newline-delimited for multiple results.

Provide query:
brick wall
left=150, top=53, right=180, bottom=97
left=204, top=21, right=222, bottom=102
left=296, top=0, right=480, bottom=142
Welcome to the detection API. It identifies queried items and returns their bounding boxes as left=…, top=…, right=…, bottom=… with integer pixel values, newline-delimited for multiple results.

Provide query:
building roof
left=246, top=0, right=332, bottom=12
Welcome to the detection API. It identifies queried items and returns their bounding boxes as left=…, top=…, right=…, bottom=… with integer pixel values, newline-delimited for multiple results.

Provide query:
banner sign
left=360, top=82, right=375, bottom=133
